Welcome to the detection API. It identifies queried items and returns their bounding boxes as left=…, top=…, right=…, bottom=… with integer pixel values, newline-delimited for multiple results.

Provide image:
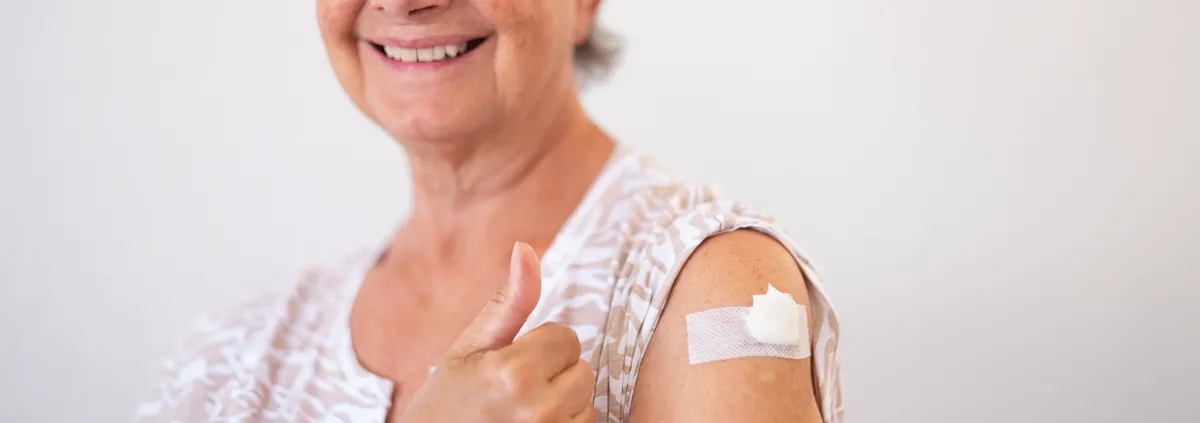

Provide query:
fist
left=398, top=242, right=597, bottom=423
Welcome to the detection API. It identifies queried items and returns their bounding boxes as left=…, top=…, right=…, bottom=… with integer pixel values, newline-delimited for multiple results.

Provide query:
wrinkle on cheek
left=473, top=0, right=542, bottom=27
left=474, top=0, right=557, bottom=106
left=474, top=0, right=570, bottom=58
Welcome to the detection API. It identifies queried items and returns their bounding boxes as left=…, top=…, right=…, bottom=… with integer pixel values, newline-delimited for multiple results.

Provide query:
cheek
left=473, top=0, right=539, bottom=26
left=318, top=0, right=372, bottom=118
left=475, top=0, right=565, bottom=51
left=317, top=0, right=363, bottom=45
left=474, top=0, right=573, bottom=94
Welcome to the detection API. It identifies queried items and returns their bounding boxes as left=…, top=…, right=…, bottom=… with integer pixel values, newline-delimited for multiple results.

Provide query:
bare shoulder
left=673, top=229, right=808, bottom=304
left=628, top=229, right=824, bottom=423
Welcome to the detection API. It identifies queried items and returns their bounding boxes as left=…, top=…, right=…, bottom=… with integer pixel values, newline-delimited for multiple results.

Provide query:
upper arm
left=627, top=229, right=824, bottom=423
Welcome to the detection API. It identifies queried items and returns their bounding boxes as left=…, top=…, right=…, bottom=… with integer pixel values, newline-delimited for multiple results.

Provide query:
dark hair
left=573, top=23, right=621, bottom=85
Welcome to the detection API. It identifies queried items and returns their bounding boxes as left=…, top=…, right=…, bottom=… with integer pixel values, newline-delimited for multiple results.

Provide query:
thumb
left=448, top=241, right=542, bottom=357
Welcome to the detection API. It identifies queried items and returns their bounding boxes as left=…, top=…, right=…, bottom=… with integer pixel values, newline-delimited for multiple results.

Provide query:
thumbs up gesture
left=397, top=242, right=596, bottom=423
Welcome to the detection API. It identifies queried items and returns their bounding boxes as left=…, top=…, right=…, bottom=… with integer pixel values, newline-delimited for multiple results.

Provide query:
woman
left=136, top=0, right=842, bottom=422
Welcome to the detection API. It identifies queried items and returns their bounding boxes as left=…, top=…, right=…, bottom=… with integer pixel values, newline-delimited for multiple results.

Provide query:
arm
left=627, top=229, right=825, bottom=423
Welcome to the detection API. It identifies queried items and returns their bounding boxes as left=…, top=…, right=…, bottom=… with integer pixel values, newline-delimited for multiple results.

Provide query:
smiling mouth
left=370, top=37, right=488, bottom=63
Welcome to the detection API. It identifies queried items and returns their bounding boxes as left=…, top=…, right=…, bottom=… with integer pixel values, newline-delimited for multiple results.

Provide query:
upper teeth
left=383, top=43, right=469, bottom=63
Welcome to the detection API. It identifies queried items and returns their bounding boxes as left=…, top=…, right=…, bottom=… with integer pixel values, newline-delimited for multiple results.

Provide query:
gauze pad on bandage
left=685, top=283, right=810, bottom=365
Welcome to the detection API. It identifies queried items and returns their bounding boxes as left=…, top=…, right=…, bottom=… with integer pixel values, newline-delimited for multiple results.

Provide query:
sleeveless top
left=134, top=145, right=844, bottom=423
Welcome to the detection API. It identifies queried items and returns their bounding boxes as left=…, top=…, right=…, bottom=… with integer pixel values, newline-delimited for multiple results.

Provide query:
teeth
left=382, top=42, right=471, bottom=63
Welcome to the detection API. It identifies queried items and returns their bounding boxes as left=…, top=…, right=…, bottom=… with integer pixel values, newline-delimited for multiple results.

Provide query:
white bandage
left=685, top=283, right=811, bottom=365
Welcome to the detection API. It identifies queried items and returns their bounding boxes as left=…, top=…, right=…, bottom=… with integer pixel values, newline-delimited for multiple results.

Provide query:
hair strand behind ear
left=574, top=22, right=621, bottom=88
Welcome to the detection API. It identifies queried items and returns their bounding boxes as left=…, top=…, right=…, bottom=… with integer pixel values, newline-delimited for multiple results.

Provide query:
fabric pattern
left=135, top=145, right=844, bottom=422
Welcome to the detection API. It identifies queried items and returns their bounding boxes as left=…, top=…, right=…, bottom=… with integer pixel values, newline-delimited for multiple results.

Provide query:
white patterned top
left=135, top=145, right=844, bottom=422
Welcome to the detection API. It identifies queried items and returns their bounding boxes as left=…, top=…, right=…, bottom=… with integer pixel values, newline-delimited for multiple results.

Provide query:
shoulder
left=591, top=146, right=830, bottom=313
left=589, top=147, right=786, bottom=246
left=134, top=247, right=378, bottom=421
left=629, top=230, right=827, bottom=422
left=176, top=249, right=369, bottom=357
left=587, top=147, right=843, bottom=422
left=597, top=148, right=819, bottom=292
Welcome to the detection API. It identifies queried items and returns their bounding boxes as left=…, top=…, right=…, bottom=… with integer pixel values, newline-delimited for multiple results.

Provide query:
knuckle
left=488, top=286, right=510, bottom=305
left=577, top=406, right=597, bottom=420
left=511, top=406, right=534, bottom=423
left=488, top=356, right=535, bottom=393
left=478, top=350, right=508, bottom=371
left=539, top=323, right=583, bottom=349
left=538, top=321, right=567, bottom=330
left=519, top=405, right=556, bottom=423
left=581, top=361, right=597, bottom=384
left=540, top=322, right=575, bottom=338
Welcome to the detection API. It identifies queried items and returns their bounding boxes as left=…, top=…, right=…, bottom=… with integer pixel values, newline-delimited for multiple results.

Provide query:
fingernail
left=510, top=241, right=523, bottom=280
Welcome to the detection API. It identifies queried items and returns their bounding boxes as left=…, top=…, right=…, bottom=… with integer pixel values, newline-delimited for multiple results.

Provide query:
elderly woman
left=136, top=0, right=842, bottom=422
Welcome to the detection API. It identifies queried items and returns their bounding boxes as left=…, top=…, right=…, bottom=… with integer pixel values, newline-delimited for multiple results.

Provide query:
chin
left=371, top=102, right=499, bottom=145
left=361, top=59, right=509, bottom=142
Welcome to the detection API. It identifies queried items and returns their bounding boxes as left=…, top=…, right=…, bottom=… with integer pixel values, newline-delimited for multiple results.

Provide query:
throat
left=392, top=212, right=557, bottom=273
left=350, top=266, right=496, bottom=392
left=400, top=130, right=615, bottom=266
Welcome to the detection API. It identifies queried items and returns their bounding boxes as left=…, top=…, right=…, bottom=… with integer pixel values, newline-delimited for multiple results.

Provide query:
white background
left=2, top=1, right=1198, bottom=422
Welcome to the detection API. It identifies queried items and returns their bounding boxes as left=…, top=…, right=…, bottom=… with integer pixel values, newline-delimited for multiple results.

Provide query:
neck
left=392, top=92, right=614, bottom=267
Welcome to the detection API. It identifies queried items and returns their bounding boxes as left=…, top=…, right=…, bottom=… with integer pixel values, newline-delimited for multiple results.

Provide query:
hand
left=398, top=242, right=596, bottom=423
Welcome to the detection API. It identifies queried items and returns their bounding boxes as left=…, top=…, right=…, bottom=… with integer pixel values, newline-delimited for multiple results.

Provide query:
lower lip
left=370, top=41, right=483, bottom=73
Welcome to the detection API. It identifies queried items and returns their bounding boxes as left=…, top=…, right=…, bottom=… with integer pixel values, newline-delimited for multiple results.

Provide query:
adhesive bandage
left=684, top=283, right=811, bottom=365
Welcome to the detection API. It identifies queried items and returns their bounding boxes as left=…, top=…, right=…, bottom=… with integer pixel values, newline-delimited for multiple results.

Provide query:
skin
left=401, top=242, right=597, bottom=423
left=627, top=230, right=825, bottom=423
left=315, top=0, right=825, bottom=421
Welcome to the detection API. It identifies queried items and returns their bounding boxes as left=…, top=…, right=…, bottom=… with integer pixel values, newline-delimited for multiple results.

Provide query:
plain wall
left=1, top=0, right=1197, bottom=422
